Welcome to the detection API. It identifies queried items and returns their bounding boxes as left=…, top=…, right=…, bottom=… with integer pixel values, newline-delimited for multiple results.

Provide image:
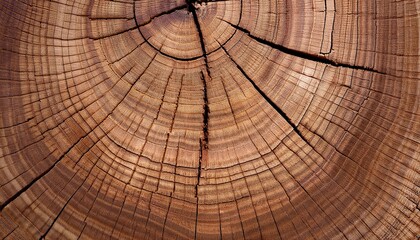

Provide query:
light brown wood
left=0, top=0, right=419, bottom=239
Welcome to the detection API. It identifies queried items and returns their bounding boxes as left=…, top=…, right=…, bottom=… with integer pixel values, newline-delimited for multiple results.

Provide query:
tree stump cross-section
left=0, top=0, right=419, bottom=239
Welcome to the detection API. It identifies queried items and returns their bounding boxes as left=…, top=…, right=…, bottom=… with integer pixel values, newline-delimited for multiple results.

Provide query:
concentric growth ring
left=133, top=0, right=237, bottom=61
left=0, top=0, right=418, bottom=239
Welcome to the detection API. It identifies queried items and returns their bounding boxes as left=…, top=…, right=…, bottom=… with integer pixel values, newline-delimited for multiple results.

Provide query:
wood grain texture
left=0, top=0, right=419, bottom=239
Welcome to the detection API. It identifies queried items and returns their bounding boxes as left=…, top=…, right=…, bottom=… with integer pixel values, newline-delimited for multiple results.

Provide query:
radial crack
left=188, top=0, right=212, bottom=77
left=137, top=4, right=188, bottom=27
left=39, top=160, right=94, bottom=239
left=194, top=139, right=203, bottom=239
left=221, top=19, right=384, bottom=74
left=133, top=3, right=202, bottom=62
left=195, top=72, right=209, bottom=197
left=187, top=2, right=212, bottom=235
left=219, top=44, right=312, bottom=146
left=200, top=72, right=210, bottom=149
left=194, top=71, right=210, bottom=239
left=0, top=53, right=157, bottom=212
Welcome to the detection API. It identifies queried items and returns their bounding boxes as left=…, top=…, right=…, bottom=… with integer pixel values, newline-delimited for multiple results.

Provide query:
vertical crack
left=320, top=0, right=336, bottom=54
left=185, top=0, right=211, bottom=150
left=194, top=139, right=203, bottom=240
left=185, top=0, right=210, bottom=150
left=186, top=2, right=211, bottom=236
left=194, top=71, right=210, bottom=239
left=187, top=0, right=212, bottom=77
left=200, top=72, right=210, bottom=149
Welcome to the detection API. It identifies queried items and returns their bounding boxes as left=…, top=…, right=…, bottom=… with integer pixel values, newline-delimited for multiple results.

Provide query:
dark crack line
left=0, top=52, right=157, bottom=213
left=133, top=2, right=202, bottom=62
left=189, top=2, right=212, bottom=77
left=89, top=25, right=139, bottom=41
left=137, top=4, right=188, bottom=27
left=110, top=195, right=127, bottom=238
left=200, top=72, right=210, bottom=149
left=186, top=2, right=212, bottom=237
left=219, top=44, right=312, bottom=146
left=39, top=149, right=99, bottom=240
left=155, top=70, right=174, bottom=193
left=187, top=1, right=210, bottom=150
left=194, top=139, right=203, bottom=240
left=194, top=71, right=210, bottom=240
left=161, top=193, right=173, bottom=239
left=320, top=0, right=336, bottom=54
left=197, top=73, right=208, bottom=226
left=221, top=19, right=384, bottom=74
left=76, top=174, right=106, bottom=239
left=0, top=139, right=80, bottom=211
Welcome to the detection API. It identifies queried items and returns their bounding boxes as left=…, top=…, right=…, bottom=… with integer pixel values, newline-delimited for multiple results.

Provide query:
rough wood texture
left=0, top=0, right=419, bottom=239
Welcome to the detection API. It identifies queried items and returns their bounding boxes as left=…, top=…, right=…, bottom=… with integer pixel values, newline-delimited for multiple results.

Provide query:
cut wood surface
left=0, top=0, right=419, bottom=239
